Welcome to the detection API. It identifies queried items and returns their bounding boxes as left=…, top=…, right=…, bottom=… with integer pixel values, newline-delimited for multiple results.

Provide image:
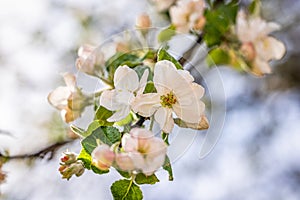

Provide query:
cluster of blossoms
left=92, top=128, right=167, bottom=176
left=58, top=152, right=85, bottom=180
left=47, top=1, right=286, bottom=199
left=234, top=10, right=286, bottom=76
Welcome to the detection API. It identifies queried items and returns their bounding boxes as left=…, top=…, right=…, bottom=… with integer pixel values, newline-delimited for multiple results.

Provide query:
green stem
left=100, top=77, right=113, bottom=86
left=122, top=177, right=134, bottom=200
left=149, top=116, right=155, bottom=131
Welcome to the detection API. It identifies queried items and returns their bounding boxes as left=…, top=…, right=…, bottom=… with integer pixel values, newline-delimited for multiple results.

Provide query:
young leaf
left=134, top=65, right=153, bottom=81
left=114, top=113, right=133, bottom=126
left=206, top=47, right=230, bottom=67
left=157, top=48, right=183, bottom=70
left=161, top=132, right=169, bottom=145
left=204, top=1, right=238, bottom=47
left=135, top=173, right=159, bottom=185
left=106, top=52, right=142, bottom=78
left=144, top=81, right=157, bottom=94
left=95, top=106, right=114, bottom=126
left=158, top=25, right=176, bottom=43
left=85, top=120, right=103, bottom=137
left=249, top=0, right=261, bottom=16
left=77, top=148, right=92, bottom=169
left=70, top=125, right=85, bottom=138
left=163, top=156, right=173, bottom=181
left=111, top=179, right=143, bottom=200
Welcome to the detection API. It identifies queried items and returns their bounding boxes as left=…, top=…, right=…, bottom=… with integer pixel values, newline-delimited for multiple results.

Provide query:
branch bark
left=0, top=140, right=74, bottom=161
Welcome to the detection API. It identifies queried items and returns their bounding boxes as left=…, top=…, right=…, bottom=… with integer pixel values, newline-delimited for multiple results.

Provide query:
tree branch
left=0, top=140, right=75, bottom=161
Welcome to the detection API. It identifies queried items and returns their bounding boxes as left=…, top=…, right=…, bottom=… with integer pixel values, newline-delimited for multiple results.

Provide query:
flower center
left=240, top=42, right=256, bottom=61
left=160, top=92, right=177, bottom=108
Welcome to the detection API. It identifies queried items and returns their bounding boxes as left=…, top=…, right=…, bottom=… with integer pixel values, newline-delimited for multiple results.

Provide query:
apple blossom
left=121, top=128, right=167, bottom=176
left=132, top=60, right=206, bottom=133
left=235, top=11, right=286, bottom=76
left=100, top=66, right=149, bottom=122
left=47, top=73, right=91, bottom=123
left=92, top=144, right=115, bottom=171
left=170, top=0, right=206, bottom=33
left=75, top=44, right=105, bottom=77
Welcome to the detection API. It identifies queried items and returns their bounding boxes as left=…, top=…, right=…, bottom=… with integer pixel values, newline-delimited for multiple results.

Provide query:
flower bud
left=76, top=44, right=104, bottom=77
left=59, top=162, right=85, bottom=180
left=60, top=152, right=77, bottom=165
left=91, top=144, right=115, bottom=171
left=136, top=14, right=151, bottom=29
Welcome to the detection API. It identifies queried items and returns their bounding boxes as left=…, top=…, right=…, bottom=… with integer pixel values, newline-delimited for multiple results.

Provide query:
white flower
left=170, top=0, right=206, bottom=33
left=75, top=44, right=105, bottom=77
left=236, top=11, right=286, bottom=76
left=132, top=60, right=205, bottom=133
left=48, top=73, right=89, bottom=123
left=121, top=128, right=167, bottom=176
left=100, top=66, right=149, bottom=122
left=91, top=144, right=115, bottom=171
left=150, top=0, right=176, bottom=12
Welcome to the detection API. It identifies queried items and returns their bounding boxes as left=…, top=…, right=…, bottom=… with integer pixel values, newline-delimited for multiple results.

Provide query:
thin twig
left=0, top=140, right=74, bottom=161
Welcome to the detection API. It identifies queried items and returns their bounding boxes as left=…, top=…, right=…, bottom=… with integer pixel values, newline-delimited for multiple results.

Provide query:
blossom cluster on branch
left=46, top=0, right=285, bottom=199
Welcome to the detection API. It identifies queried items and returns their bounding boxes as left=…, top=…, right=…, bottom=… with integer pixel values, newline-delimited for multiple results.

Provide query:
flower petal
left=48, top=86, right=71, bottom=109
left=100, top=90, right=122, bottom=111
left=107, top=105, right=131, bottom=122
left=63, top=73, right=76, bottom=92
left=154, top=107, right=174, bottom=133
left=114, top=66, right=139, bottom=92
left=137, top=69, right=149, bottom=95
left=256, top=37, right=286, bottom=61
left=173, top=98, right=205, bottom=124
left=252, top=57, right=271, bottom=75
left=131, top=93, right=161, bottom=117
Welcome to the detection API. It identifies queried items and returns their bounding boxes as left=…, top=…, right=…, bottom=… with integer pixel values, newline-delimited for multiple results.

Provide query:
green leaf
left=144, top=81, right=157, bottom=94
left=157, top=48, right=183, bottom=70
left=111, top=179, right=143, bottom=200
left=77, top=148, right=92, bottom=169
left=161, top=132, right=169, bottom=145
left=206, top=48, right=230, bottom=67
left=114, top=113, right=133, bottom=126
left=135, top=173, right=159, bottom=185
left=204, top=1, right=238, bottom=47
left=133, top=65, right=153, bottom=81
left=163, top=156, right=173, bottom=181
left=249, top=0, right=261, bottom=16
left=158, top=25, right=176, bottom=43
left=85, top=120, right=103, bottom=137
left=81, top=126, right=122, bottom=154
left=70, top=125, right=85, bottom=138
left=106, top=52, right=142, bottom=78
left=117, top=170, right=131, bottom=179
left=95, top=106, right=114, bottom=126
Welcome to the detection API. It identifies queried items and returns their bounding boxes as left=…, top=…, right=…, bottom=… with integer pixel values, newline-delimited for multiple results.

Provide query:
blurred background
left=0, top=0, right=299, bottom=199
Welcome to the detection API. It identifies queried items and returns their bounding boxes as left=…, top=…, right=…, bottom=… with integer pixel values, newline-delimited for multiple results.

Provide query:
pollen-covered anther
left=160, top=92, right=177, bottom=108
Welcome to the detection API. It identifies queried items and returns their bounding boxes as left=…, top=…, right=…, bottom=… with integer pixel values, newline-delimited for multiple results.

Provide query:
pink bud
left=92, top=144, right=115, bottom=171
